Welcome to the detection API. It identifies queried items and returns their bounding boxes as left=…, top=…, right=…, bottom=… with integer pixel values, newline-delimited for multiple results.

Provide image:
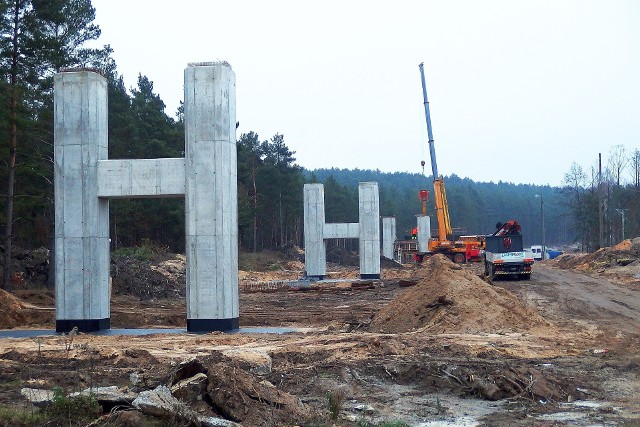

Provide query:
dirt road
left=497, top=262, right=640, bottom=336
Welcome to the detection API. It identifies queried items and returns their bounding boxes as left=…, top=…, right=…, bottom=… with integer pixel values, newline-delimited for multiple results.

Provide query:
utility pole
left=598, top=153, right=604, bottom=249
left=535, top=194, right=546, bottom=259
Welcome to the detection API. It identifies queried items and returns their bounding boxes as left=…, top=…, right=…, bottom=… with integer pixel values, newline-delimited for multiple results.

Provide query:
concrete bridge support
left=359, top=183, right=380, bottom=279
left=184, top=64, right=239, bottom=331
left=303, top=182, right=380, bottom=280
left=54, top=70, right=110, bottom=333
left=303, top=184, right=327, bottom=279
left=417, top=215, right=431, bottom=253
left=54, top=62, right=238, bottom=333
left=381, top=217, right=396, bottom=259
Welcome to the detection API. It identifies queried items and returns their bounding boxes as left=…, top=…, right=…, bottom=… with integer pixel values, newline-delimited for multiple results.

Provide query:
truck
left=483, top=220, right=534, bottom=281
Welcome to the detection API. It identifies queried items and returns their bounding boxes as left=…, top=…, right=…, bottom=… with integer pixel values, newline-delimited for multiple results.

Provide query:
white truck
left=483, top=221, right=534, bottom=281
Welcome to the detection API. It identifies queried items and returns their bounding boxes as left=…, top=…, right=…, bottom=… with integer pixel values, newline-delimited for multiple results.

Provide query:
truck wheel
left=487, top=265, right=495, bottom=281
left=453, top=253, right=466, bottom=264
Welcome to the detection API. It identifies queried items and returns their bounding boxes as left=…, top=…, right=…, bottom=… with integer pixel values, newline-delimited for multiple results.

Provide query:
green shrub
left=112, top=245, right=154, bottom=260
left=44, top=387, right=100, bottom=425
left=327, top=389, right=346, bottom=420
left=0, top=405, right=46, bottom=427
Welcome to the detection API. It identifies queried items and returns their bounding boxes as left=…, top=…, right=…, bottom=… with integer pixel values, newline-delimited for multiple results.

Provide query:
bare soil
left=1, top=247, right=640, bottom=426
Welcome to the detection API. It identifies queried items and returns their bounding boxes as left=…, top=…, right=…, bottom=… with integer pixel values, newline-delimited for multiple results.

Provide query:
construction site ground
left=0, top=243, right=639, bottom=426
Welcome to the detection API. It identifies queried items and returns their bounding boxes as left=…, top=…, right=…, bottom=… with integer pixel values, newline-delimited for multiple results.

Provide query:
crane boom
left=419, top=63, right=452, bottom=241
left=419, top=62, right=438, bottom=179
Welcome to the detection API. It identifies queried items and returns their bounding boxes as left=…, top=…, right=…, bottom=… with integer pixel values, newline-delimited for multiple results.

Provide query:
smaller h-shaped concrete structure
left=54, top=62, right=238, bottom=333
left=303, top=183, right=380, bottom=279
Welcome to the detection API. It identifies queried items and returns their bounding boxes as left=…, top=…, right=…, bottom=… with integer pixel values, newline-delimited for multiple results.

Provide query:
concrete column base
left=56, top=318, right=110, bottom=333
left=187, top=318, right=239, bottom=332
left=360, top=274, right=381, bottom=280
left=305, top=274, right=325, bottom=280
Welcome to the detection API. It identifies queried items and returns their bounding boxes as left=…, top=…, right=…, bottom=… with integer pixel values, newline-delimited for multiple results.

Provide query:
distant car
left=529, top=245, right=563, bottom=260
left=530, top=245, right=547, bottom=261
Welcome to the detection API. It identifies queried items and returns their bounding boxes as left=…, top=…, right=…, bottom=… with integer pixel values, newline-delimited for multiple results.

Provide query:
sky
left=88, top=0, right=640, bottom=187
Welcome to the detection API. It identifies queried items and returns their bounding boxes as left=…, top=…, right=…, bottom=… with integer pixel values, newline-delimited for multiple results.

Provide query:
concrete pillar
left=359, top=182, right=380, bottom=279
left=54, top=70, right=110, bottom=333
left=184, top=62, right=238, bottom=332
left=381, top=217, right=396, bottom=259
left=417, top=215, right=431, bottom=253
left=303, top=184, right=326, bottom=279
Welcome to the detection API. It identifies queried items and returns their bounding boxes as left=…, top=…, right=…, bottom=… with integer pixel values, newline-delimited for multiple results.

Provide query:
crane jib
left=419, top=63, right=439, bottom=179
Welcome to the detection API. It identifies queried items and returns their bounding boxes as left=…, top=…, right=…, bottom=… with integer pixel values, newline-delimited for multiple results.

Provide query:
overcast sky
left=89, top=0, right=639, bottom=187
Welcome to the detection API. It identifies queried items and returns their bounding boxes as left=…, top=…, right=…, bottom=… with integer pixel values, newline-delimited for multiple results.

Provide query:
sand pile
left=554, top=237, right=640, bottom=271
left=369, top=255, right=551, bottom=334
left=111, top=254, right=186, bottom=299
left=0, top=289, right=27, bottom=329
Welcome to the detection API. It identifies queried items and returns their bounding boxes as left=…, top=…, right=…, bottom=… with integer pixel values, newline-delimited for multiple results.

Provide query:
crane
left=419, top=62, right=453, bottom=244
left=418, top=63, right=483, bottom=263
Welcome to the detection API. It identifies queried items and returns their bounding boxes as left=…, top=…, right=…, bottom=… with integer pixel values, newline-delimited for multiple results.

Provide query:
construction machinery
left=416, top=62, right=484, bottom=263
left=483, top=220, right=534, bottom=280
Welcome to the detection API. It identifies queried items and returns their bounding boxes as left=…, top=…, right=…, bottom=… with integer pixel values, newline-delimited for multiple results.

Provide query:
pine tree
left=0, top=0, right=103, bottom=289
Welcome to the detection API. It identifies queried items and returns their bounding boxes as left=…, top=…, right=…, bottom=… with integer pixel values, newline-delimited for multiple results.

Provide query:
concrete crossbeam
left=97, top=158, right=186, bottom=198
left=323, top=223, right=360, bottom=239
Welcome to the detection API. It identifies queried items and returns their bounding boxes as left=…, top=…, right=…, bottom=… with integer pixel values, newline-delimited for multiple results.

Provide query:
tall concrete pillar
left=359, top=182, right=380, bottom=279
left=54, top=70, right=110, bottom=333
left=303, top=184, right=326, bottom=279
left=417, top=215, right=431, bottom=253
left=381, top=217, right=396, bottom=259
left=184, top=62, right=239, bottom=332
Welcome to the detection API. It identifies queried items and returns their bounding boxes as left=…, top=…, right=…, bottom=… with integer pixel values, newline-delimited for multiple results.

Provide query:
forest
left=1, top=0, right=638, bottom=291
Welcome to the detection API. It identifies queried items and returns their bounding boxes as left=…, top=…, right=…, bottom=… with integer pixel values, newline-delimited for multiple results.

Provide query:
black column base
left=56, top=318, right=110, bottom=333
left=187, top=317, right=239, bottom=333
left=360, top=274, right=381, bottom=280
left=305, top=274, right=325, bottom=280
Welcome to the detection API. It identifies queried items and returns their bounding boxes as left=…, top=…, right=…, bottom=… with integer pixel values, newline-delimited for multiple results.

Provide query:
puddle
left=342, top=385, right=500, bottom=427
left=536, top=411, right=588, bottom=422
left=416, top=417, right=479, bottom=426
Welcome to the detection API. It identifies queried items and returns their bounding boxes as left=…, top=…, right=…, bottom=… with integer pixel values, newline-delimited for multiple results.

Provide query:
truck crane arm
left=492, top=220, right=522, bottom=236
left=419, top=63, right=453, bottom=242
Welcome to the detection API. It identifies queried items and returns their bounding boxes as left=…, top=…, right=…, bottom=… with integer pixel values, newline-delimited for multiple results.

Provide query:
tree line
left=310, top=168, right=570, bottom=248
left=4, top=0, right=618, bottom=293
left=562, top=145, right=640, bottom=251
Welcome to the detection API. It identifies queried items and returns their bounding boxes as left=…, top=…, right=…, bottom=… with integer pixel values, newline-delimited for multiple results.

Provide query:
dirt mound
left=326, top=246, right=360, bottom=266
left=2, top=246, right=50, bottom=289
left=111, top=254, right=186, bottom=300
left=0, top=289, right=27, bottom=329
left=554, top=237, right=640, bottom=271
left=369, top=255, right=551, bottom=334
left=206, top=362, right=311, bottom=425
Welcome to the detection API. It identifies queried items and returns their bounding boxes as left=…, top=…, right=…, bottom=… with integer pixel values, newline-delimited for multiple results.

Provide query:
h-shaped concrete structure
left=54, top=62, right=238, bottom=333
left=303, top=182, right=380, bottom=279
